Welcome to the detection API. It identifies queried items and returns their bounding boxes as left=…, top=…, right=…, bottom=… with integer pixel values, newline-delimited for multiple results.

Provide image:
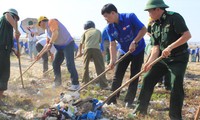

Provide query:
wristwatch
left=132, top=41, right=138, bottom=45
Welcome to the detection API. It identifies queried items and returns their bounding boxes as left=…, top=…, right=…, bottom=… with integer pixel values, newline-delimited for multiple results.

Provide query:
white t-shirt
left=36, top=39, right=56, bottom=54
left=27, top=27, right=38, bottom=42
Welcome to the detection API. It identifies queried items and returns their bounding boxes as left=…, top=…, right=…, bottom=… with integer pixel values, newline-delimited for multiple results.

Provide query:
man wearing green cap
left=134, top=0, right=191, bottom=119
left=26, top=20, right=38, bottom=61
left=0, top=8, right=21, bottom=105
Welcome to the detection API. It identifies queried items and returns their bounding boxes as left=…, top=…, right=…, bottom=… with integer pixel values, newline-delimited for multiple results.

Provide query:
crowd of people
left=0, top=0, right=193, bottom=119
left=189, top=46, right=199, bottom=62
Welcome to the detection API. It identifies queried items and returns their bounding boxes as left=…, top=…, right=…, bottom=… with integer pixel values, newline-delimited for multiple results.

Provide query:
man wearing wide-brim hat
left=0, top=8, right=21, bottom=105
left=134, top=0, right=192, bottom=119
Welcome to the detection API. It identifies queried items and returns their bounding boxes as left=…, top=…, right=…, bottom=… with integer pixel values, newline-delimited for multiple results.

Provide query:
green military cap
left=144, top=0, right=169, bottom=11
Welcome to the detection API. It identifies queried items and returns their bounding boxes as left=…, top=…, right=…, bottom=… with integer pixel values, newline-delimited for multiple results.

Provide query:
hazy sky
left=0, top=0, right=199, bottom=42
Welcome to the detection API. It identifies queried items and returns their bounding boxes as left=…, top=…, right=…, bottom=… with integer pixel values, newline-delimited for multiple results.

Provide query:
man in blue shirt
left=101, top=3, right=147, bottom=107
left=100, top=27, right=110, bottom=65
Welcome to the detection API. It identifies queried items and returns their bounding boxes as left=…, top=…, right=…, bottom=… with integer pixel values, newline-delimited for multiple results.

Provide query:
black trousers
left=196, top=53, right=199, bottom=62
left=0, top=50, right=10, bottom=90
left=36, top=43, right=48, bottom=73
left=110, top=50, right=144, bottom=104
left=136, top=52, right=189, bottom=120
left=158, top=71, right=171, bottom=90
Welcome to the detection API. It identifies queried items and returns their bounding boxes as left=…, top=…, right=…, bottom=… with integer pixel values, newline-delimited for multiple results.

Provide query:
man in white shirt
left=36, top=38, right=56, bottom=73
left=26, top=20, right=38, bottom=61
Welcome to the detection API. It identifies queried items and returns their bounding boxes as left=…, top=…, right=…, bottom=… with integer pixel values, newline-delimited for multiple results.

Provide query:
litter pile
left=42, top=93, right=104, bottom=120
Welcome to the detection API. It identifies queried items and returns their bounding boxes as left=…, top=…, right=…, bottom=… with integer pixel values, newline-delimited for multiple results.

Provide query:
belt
left=170, top=49, right=188, bottom=57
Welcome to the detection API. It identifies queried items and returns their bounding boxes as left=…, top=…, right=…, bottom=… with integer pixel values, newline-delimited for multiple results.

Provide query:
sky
left=0, top=0, right=199, bottom=42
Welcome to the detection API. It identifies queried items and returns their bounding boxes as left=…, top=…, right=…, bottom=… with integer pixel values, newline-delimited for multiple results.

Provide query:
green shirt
left=150, top=11, right=189, bottom=55
left=80, top=28, right=101, bottom=50
left=0, top=15, right=13, bottom=50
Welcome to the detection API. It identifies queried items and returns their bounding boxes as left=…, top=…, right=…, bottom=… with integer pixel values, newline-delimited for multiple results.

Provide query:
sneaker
left=68, top=84, right=80, bottom=91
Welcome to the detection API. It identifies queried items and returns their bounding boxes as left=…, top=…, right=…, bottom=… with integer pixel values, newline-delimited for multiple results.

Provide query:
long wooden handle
left=42, top=62, right=64, bottom=75
left=15, top=22, right=25, bottom=89
left=102, top=56, right=163, bottom=105
left=16, top=37, right=25, bottom=88
left=76, top=51, right=131, bottom=92
left=43, top=55, right=80, bottom=76
left=16, top=49, right=47, bottom=80
left=194, top=105, right=200, bottom=120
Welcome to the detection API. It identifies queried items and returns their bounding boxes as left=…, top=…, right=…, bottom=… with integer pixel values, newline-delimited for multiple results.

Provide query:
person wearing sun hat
left=133, top=0, right=191, bottom=119
left=37, top=16, right=48, bottom=26
left=26, top=19, right=38, bottom=61
left=0, top=8, right=21, bottom=105
left=28, top=21, right=33, bottom=26
left=36, top=16, right=80, bottom=90
left=3, top=8, right=20, bottom=21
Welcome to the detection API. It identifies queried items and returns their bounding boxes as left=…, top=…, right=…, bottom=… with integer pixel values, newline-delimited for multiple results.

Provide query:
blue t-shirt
left=13, top=38, right=23, bottom=50
left=100, top=27, right=109, bottom=52
left=191, top=49, right=195, bottom=55
left=106, top=13, right=145, bottom=56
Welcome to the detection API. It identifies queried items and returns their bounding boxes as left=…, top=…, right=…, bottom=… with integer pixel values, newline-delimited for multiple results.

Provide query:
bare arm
left=36, top=30, right=58, bottom=61
left=143, top=45, right=160, bottom=72
left=132, top=26, right=147, bottom=43
left=26, top=33, right=28, bottom=38
left=129, top=26, right=147, bottom=52
left=34, top=28, right=39, bottom=36
left=109, top=41, right=117, bottom=69
left=49, top=29, right=59, bottom=43
left=76, top=43, right=83, bottom=58
left=45, top=29, right=59, bottom=52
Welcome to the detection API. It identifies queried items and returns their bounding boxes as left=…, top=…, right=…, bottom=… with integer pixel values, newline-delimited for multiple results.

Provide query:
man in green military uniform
left=0, top=8, right=21, bottom=105
left=134, top=0, right=191, bottom=119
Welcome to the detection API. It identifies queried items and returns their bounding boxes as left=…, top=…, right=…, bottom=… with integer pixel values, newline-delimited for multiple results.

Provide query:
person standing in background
left=76, top=21, right=108, bottom=89
left=100, top=27, right=110, bottom=65
left=26, top=20, right=38, bottom=61
left=195, top=46, right=199, bottom=62
left=36, top=38, right=56, bottom=73
left=191, top=48, right=196, bottom=62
